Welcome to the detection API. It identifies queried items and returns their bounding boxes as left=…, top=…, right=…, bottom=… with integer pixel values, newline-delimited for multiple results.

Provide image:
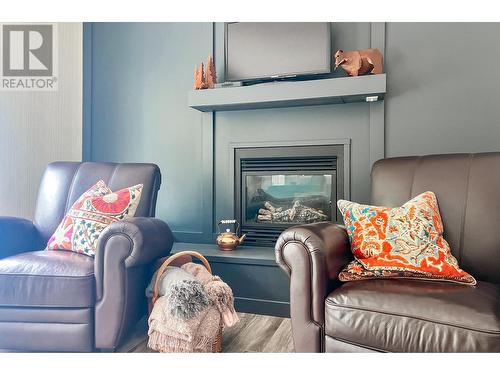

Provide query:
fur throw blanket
left=146, top=266, right=210, bottom=320
left=146, top=266, right=198, bottom=299
left=182, top=263, right=239, bottom=327
left=147, top=262, right=239, bottom=352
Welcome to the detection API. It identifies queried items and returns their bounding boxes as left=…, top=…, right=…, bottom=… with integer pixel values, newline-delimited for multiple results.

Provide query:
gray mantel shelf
left=188, top=74, right=386, bottom=112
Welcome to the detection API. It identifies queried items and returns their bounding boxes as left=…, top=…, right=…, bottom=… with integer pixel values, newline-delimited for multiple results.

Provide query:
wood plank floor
left=119, top=313, right=294, bottom=353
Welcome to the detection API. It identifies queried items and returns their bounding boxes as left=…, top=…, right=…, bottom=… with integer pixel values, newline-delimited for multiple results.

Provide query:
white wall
left=0, top=23, right=82, bottom=219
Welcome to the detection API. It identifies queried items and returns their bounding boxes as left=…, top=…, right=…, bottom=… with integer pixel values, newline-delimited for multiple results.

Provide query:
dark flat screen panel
left=225, top=22, right=331, bottom=81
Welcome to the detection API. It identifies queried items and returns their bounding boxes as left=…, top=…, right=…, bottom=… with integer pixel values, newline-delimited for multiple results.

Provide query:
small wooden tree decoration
left=205, top=55, right=217, bottom=89
left=194, top=56, right=217, bottom=90
left=194, top=62, right=207, bottom=90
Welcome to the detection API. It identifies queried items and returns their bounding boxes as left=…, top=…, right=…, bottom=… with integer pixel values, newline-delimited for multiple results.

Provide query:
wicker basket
left=148, top=250, right=223, bottom=353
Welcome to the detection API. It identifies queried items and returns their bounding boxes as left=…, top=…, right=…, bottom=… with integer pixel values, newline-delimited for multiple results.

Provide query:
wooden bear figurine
left=334, top=48, right=383, bottom=76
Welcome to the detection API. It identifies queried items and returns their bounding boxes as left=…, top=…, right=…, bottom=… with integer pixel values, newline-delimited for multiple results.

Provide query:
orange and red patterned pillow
left=47, top=181, right=143, bottom=257
left=337, top=191, right=476, bottom=285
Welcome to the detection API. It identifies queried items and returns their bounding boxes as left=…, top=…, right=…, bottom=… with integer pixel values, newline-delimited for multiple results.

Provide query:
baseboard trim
left=234, top=297, right=290, bottom=318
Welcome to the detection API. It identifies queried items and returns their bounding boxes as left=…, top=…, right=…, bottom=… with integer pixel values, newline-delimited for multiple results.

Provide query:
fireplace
left=235, top=145, right=345, bottom=246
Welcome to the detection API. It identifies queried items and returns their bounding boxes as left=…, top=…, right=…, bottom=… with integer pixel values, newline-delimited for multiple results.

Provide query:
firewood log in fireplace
left=251, top=189, right=327, bottom=206
left=256, top=200, right=328, bottom=224
left=264, top=201, right=282, bottom=213
left=249, top=189, right=330, bottom=216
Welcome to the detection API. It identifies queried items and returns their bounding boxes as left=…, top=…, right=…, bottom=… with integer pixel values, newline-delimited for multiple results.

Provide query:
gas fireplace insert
left=234, top=145, right=345, bottom=246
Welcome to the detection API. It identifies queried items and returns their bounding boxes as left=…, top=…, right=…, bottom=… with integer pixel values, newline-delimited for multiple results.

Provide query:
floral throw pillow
left=337, top=191, right=476, bottom=285
left=47, top=182, right=143, bottom=257
left=46, top=180, right=111, bottom=250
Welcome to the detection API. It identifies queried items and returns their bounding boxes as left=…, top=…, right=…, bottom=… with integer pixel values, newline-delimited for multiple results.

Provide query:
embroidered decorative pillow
left=337, top=191, right=476, bottom=285
left=47, top=182, right=143, bottom=257
left=46, top=180, right=111, bottom=250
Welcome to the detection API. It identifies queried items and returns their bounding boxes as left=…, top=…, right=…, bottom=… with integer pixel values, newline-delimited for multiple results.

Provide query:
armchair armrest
left=0, top=216, right=45, bottom=259
left=97, top=217, right=174, bottom=269
left=275, top=222, right=352, bottom=352
left=94, top=217, right=174, bottom=349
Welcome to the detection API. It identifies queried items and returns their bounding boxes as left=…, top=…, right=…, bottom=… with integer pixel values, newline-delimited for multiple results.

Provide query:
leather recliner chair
left=0, top=162, right=174, bottom=352
left=276, top=153, right=500, bottom=352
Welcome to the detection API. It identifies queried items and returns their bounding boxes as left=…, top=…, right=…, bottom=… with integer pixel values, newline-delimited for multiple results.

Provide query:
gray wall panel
left=385, top=22, right=500, bottom=157
left=0, top=23, right=83, bottom=219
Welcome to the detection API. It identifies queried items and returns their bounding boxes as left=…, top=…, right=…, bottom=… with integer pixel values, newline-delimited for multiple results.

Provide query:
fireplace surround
left=180, top=22, right=382, bottom=316
left=234, top=144, right=346, bottom=246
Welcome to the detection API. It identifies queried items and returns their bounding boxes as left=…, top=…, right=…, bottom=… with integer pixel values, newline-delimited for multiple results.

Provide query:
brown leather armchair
left=276, top=153, right=500, bottom=352
left=0, top=162, right=173, bottom=352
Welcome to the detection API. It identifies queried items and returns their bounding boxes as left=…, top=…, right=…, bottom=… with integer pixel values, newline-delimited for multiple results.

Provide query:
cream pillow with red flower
left=47, top=182, right=143, bottom=257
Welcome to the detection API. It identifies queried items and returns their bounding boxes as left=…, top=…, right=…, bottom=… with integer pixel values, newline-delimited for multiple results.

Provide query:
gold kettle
left=216, top=219, right=246, bottom=251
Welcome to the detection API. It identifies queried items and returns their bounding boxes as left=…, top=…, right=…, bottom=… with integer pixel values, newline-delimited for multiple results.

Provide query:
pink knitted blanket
left=147, top=262, right=239, bottom=352
left=148, top=296, right=220, bottom=352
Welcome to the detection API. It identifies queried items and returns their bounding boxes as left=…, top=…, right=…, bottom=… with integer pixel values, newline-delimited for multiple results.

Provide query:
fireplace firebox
left=235, top=145, right=345, bottom=246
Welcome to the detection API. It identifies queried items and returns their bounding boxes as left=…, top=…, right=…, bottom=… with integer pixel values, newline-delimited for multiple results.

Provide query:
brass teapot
left=216, top=219, right=246, bottom=251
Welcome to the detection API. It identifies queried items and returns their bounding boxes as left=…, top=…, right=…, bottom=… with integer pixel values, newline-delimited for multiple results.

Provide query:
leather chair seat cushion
left=325, top=279, right=500, bottom=352
left=0, top=250, right=95, bottom=308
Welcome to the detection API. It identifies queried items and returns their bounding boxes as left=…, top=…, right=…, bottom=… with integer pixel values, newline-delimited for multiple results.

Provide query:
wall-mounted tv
left=225, top=22, right=331, bottom=82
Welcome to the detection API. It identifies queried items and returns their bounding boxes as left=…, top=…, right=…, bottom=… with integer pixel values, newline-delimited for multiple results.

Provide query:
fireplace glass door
left=243, top=171, right=335, bottom=226
left=234, top=145, right=344, bottom=246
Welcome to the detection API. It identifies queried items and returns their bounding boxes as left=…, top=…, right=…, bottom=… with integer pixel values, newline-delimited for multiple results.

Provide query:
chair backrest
left=34, top=162, right=161, bottom=243
left=371, top=153, right=500, bottom=284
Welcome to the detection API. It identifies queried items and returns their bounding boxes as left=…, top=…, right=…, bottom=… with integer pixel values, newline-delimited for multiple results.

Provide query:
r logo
left=2, top=24, right=53, bottom=76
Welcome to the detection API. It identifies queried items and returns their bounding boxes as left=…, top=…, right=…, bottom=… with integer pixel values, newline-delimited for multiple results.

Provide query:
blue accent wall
left=83, top=22, right=375, bottom=242
left=84, top=22, right=213, bottom=241
left=84, top=22, right=500, bottom=243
